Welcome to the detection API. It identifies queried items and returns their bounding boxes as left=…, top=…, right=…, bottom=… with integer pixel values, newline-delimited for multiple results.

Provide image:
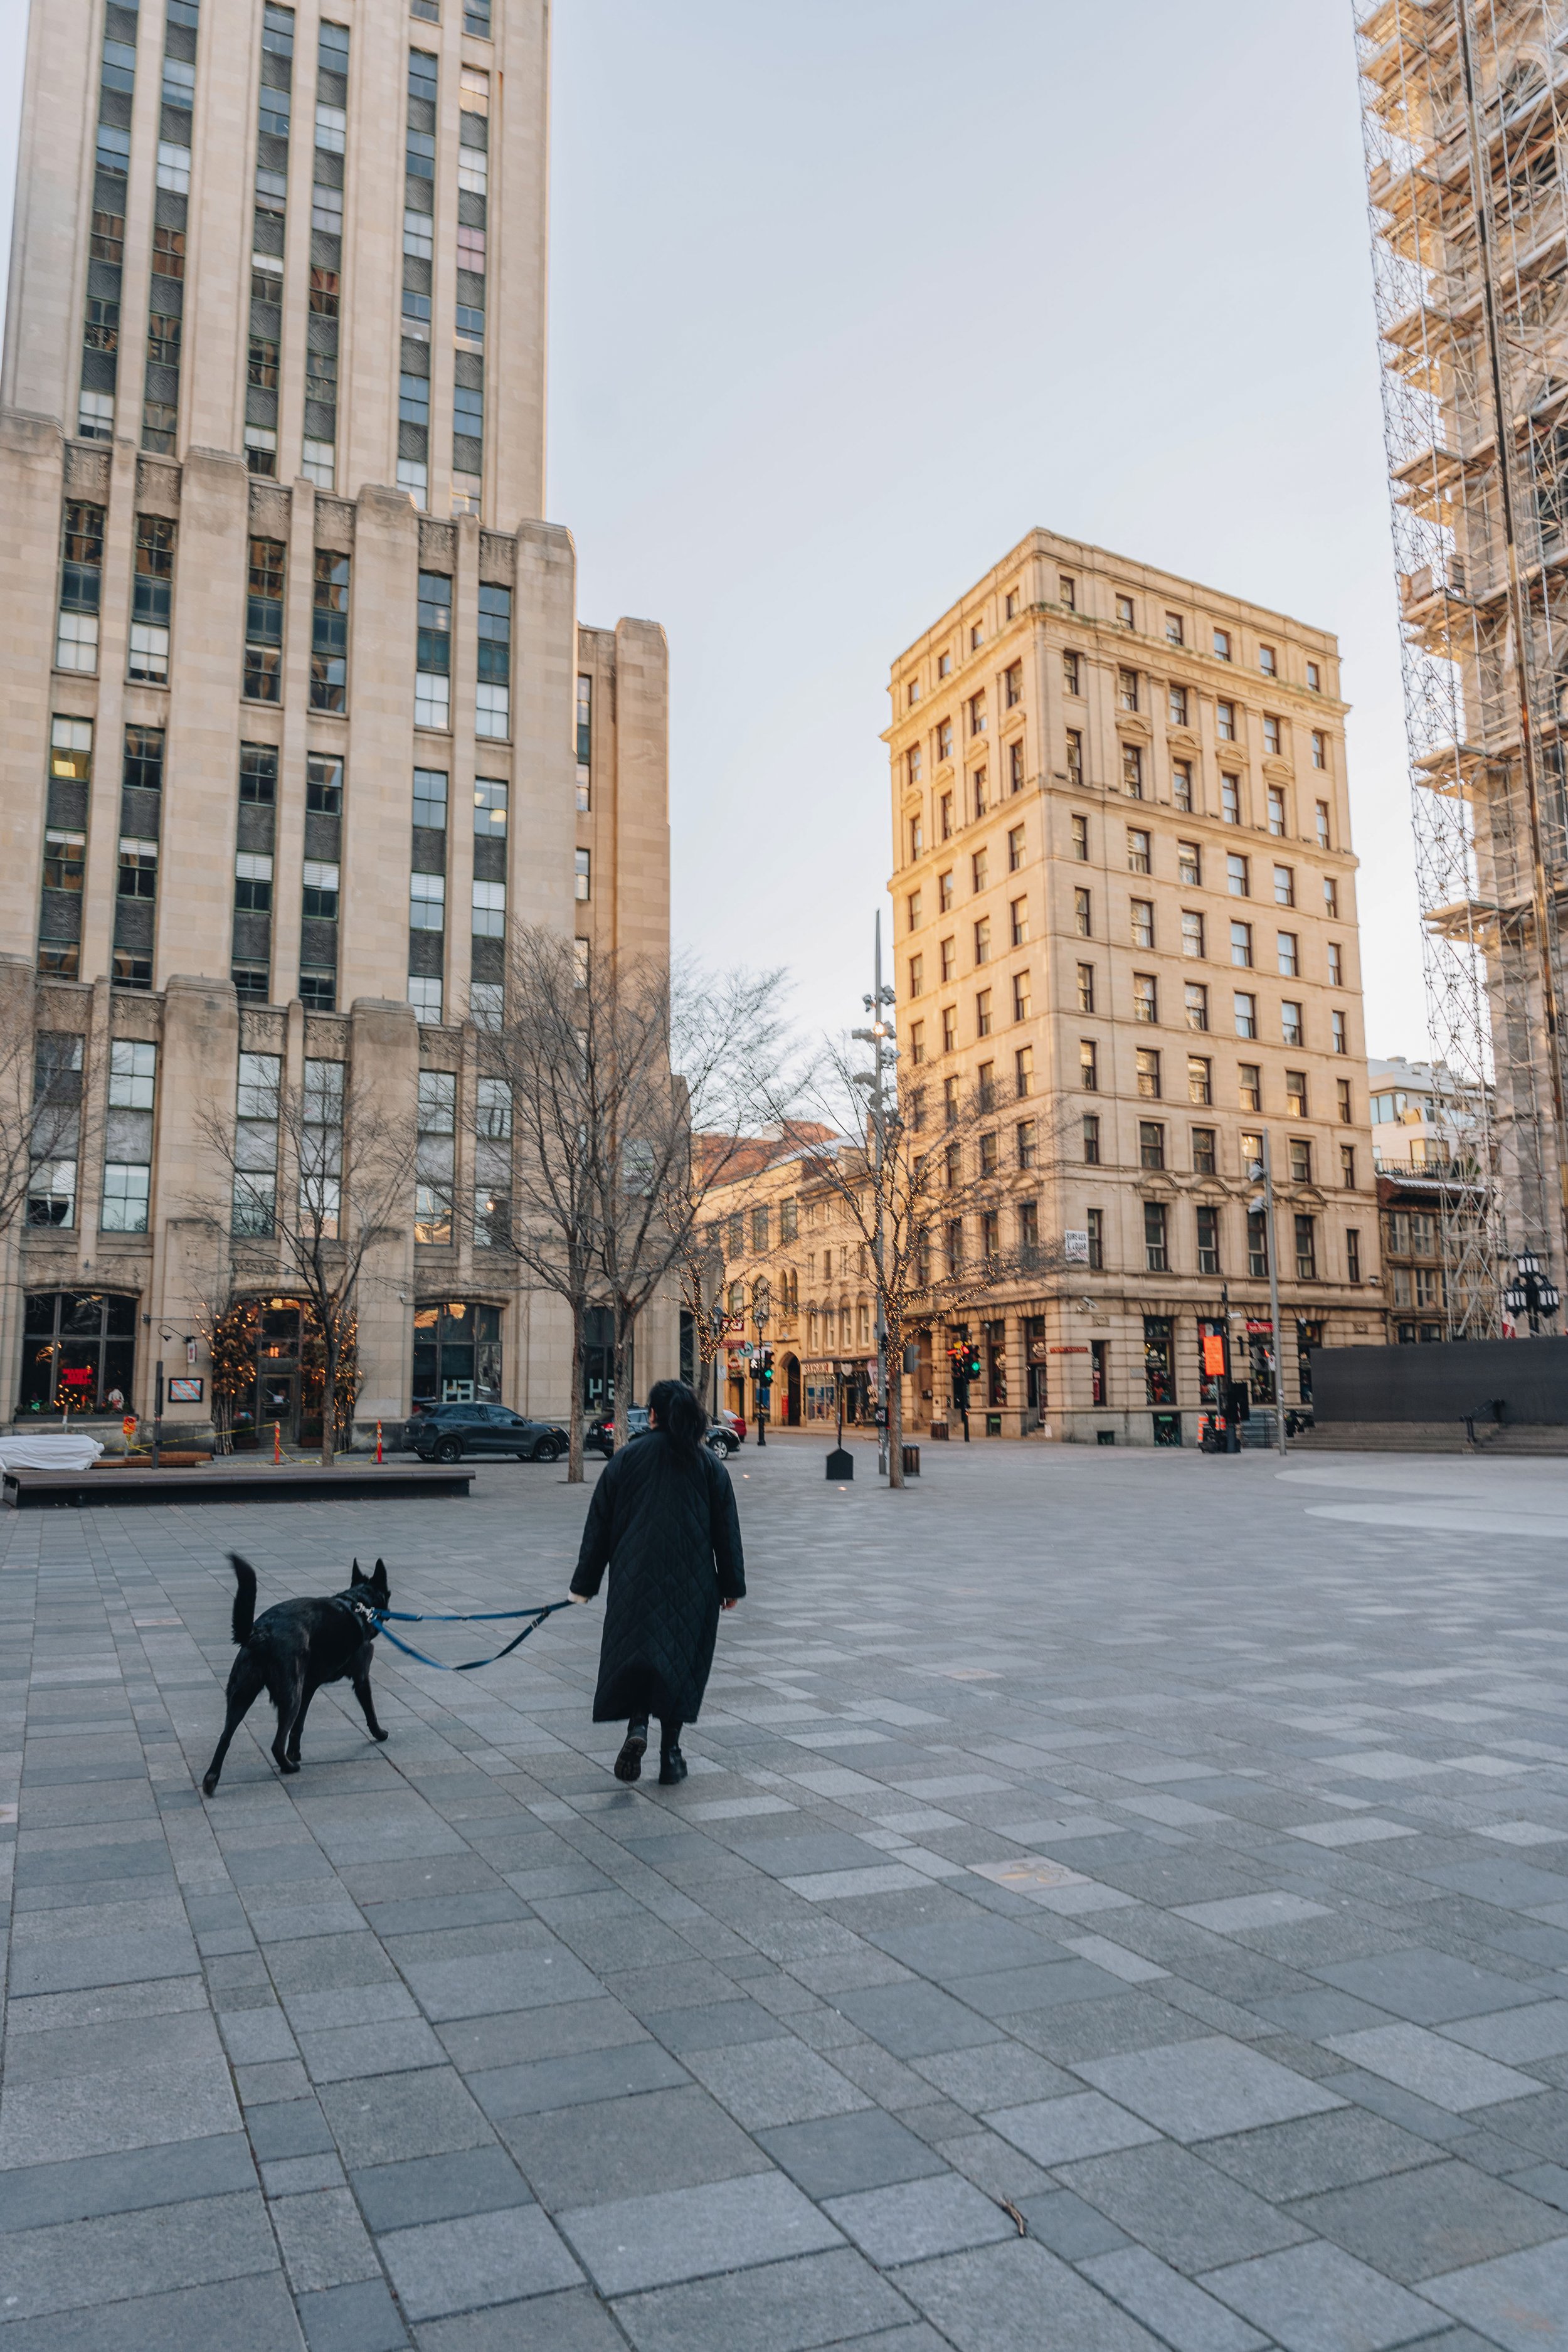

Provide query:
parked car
left=409, top=1401, right=569, bottom=1463
left=585, top=1403, right=740, bottom=1460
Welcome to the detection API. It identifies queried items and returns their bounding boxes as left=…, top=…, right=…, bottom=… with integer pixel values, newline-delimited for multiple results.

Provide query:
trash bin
left=901, top=1444, right=920, bottom=1477
left=928, top=1421, right=950, bottom=1441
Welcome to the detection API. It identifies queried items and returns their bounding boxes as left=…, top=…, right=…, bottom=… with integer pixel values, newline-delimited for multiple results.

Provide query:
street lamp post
left=1503, top=1253, right=1562, bottom=1336
left=852, top=915, right=898, bottom=1480
left=1248, top=1136, right=1288, bottom=1459
left=753, top=1278, right=770, bottom=1446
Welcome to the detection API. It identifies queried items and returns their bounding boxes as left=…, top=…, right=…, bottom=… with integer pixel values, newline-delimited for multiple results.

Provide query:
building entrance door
left=784, top=1355, right=801, bottom=1426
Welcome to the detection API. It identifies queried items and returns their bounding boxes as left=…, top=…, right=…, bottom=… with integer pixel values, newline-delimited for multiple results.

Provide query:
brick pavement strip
left=1, top=1439, right=1568, bottom=2346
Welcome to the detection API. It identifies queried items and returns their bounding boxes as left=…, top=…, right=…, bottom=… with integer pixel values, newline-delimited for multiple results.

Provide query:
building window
left=118, top=838, right=158, bottom=900
left=235, top=850, right=273, bottom=913
left=941, top=1006, right=957, bottom=1053
left=102, top=1039, right=156, bottom=1231
left=1316, top=800, right=1331, bottom=849
left=1332, top=1009, right=1348, bottom=1056
left=310, top=551, right=349, bottom=710
left=413, top=1070, right=455, bottom=1244
left=1227, top=854, right=1249, bottom=898
left=1311, top=729, right=1327, bottom=769
left=1192, top=1125, right=1216, bottom=1176
left=1290, top=1138, right=1313, bottom=1184
left=58, top=502, right=104, bottom=672
left=129, top=515, right=174, bottom=681
left=1071, top=813, right=1089, bottom=861
left=413, top=766, right=448, bottom=833
left=973, top=916, right=990, bottom=965
left=1196, top=1204, right=1220, bottom=1275
left=1165, top=612, right=1184, bottom=647
left=1267, top=785, right=1287, bottom=837
left=1294, top=1214, right=1317, bottom=1279
left=472, top=878, right=505, bottom=937
left=1221, top=774, right=1241, bottom=824
left=1234, top=989, right=1258, bottom=1042
left=1144, top=1201, right=1168, bottom=1273
left=1008, top=739, right=1025, bottom=794
left=1118, top=667, right=1138, bottom=712
left=1263, top=714, right=1282, bottom=756
left=1082, top=1113, right=1100, bottom=1164
left=968, top=691, right=987, bottom=737
left=1230, top=922, right=1253, bottom=970
left=1063, top=650, right=1082, bottom=695
left=1016, top=1118, right=1037, bottom=1171
left=940, top=937, right=956, bottom=983
left=1216, top=700, right=1236, bottom=742
left=1327, top=941, right=1343, bottom=988
left=1239, top=1063, right=1262, bottom=1113
left=1185, top=982, right=1208, bottom=1031
left=975, top=989, right=992, bottom=1037
left=1182, top=910, right=1205, bottom=960
left=245, top=537, right=284, bottom=700
left=1012, top=970, right=1030, bottom=1021
left=1010, top=896, right=1028, bottom=947
left=1172, top=758, right=1193, bottom=812
left=1131, top=899, right=1155, bottom=950
left=477, top=583, right=511, bottom=737
left=1281, top=1001, right=1303, bottom=1047
left=1122, top=742, right=1143, bottom=798
left=908, top=953, right=924, bottom=999
left=1086, top=1207, right=1104, bottom=1270
left=1066, top=729, right=1083, bottom=787
left=302, top=860, right=339, bottom=923
left=1278, top=931, right=1299, bottom=978
left=1286, top=1069, right=1308, bottom=1118
left=1187, top=1055, right=1211, bottom=1105
left=19, top=1291, right=136, bottom=1417
left=1337, top=1076, right=1353, bottom=1125
left=1127, top=827, right=1150, bottom=874
left=1077, top=963, right=1094, bottom=1014
left=415, top=571, right=451, bottom=727
left=1015, top=1044, right=1032, bottom=1097
left=1136, top=1050, right=1161, bottom=1101
left=1080, top=1040, right=1098, bottom=1091
left=410, top=870, right=445, bottom=931
left=1133, top=973, right=1157, bottom=1024
left=1212, top=628, right=1231, bottom=660
left=1347, top=1228, right=1362, bottom=1283
left=1168, top=682, right=1189, bottom=728
left=1324, top=876, right=1339, bottom=918
left=1005, top=661, right=1022, bottom=709
left=26, top=1036, right=83, bottom=1226
left=1075, top=887, right=1092, bottom=938
left=1248, top=1210, right=1269, bottom=1278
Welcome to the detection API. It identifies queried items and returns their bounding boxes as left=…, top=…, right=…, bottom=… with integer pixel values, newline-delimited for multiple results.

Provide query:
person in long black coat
left=568, top=1377, right=744, bottom=1785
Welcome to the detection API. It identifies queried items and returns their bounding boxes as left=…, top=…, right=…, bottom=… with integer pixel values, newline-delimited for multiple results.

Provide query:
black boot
left=615, top=1718, right=648, bottom=1783
left=659, top=1723, right=687, bottom=1785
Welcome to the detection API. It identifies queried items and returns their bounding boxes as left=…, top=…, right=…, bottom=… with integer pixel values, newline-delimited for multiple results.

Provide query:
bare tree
left=0, top=980, right=90, bottom=1248
left=198, top=1064, right=416, bottom=1466
left=775, top=1046, right=1082, bottom=1486
left=672, top=1221, right=731, bottom=1422
left=472, top=928, right=605, bottom=1483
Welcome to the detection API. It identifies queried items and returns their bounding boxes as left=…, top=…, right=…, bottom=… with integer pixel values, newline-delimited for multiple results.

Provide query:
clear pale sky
left=0, top=0, right=1425, bottom=1057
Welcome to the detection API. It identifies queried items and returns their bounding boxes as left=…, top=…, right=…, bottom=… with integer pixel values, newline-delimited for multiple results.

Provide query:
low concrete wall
left=1313, top=1338, right=1568, bottom=1427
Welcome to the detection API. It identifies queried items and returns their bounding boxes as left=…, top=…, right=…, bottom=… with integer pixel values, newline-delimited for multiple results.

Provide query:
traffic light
left=966, top=1344, right=982, bottom=1382
left=759, top=1349, right=774, bottom=1388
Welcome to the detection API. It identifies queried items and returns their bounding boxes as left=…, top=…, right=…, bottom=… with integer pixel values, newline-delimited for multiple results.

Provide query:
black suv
left=409, top=1402, right=569, bottom=1463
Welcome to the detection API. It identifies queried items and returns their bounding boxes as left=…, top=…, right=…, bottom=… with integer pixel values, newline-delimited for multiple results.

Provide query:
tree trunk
left=567, top=1296, right=585, bottom=1483
left=887, top=1333, right=904, bottom=1488
left=320, top=1328, right=337, bottom=1468
left=612, top=1305, right=633, bottom=1451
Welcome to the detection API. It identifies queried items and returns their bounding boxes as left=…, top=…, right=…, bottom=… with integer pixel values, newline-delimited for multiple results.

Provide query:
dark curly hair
left=647, top=1378, right=709, bottom=1456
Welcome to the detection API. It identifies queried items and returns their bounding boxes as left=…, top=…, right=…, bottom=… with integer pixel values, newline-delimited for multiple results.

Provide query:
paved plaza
left=3, top=1438, right=1568, bottom=2350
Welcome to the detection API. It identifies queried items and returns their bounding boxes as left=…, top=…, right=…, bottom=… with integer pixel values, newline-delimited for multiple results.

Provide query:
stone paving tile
left=6, top=1442, right=1568, bottom=2344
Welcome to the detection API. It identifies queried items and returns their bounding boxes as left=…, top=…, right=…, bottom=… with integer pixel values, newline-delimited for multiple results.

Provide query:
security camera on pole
left=851, top=916, right=898, bottom=1480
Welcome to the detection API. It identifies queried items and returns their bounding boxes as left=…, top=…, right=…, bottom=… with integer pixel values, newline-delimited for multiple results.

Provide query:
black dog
left=202, top=1552, right=391, bottom=1796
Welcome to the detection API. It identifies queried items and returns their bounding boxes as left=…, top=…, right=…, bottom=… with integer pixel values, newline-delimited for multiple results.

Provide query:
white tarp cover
left=0, top=1433, right=106, bottom=1471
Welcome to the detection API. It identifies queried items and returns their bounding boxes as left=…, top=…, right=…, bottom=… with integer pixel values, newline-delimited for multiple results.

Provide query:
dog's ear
left=370, top=1557, right=389, bottom=1593
left=350, top=1559, right=364, bottom=1586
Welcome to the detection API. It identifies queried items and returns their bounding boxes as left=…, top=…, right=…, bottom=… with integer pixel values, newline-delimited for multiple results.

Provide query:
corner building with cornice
left=885, top=531, right=1384, bottom=1445
left=0, top=0, right=676, bottom=1444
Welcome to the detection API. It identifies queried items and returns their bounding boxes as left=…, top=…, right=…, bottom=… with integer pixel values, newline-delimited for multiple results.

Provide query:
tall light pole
left=1248, top=1136, right=1288, bottom=1459
left=752, top=1277, right=771, bottom=1446
left=852, top=915, right=897, bottom=1480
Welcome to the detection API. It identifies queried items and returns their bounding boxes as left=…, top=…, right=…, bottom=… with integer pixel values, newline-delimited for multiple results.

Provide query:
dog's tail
left=226, top=1553, right=258, bottom=1646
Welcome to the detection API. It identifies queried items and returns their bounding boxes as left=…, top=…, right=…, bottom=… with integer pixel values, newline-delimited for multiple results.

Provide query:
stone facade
left=0, top=0, right=675, bottom=1442
left=882, top=529, right=1383, bottom=1443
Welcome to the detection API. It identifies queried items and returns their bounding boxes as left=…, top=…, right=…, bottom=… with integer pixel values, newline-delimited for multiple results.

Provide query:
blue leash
left=369, top=1598, right=576, bottom=1673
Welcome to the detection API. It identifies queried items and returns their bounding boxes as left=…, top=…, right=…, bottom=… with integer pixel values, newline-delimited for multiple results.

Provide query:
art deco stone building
left=883, top=532, right=1382, bottom=1444
left=0, top=0, right=674, bottom=1442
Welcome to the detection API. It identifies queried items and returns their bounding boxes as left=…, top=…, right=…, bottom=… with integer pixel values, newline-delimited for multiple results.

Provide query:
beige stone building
left=0, top=0, right=675, bottom=1443
left=882, top=531, right=1383, bottom=1444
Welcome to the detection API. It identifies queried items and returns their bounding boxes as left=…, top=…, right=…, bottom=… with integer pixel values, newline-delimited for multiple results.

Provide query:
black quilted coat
left=570, top=1431, right=745, bottom=1724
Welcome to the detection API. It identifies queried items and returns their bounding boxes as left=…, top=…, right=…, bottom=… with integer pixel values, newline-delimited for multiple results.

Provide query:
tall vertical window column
left=103, top=1041, right=157, bottom=1231
left=40, top=719, right=93, bottom=980
left=452, top=67, right=488, bottom=513
left=476, top=583, right=509, bottom=738
left=400, top=46, right=437, bottom=504
left=233, top=743, right=277, bottom=999
left=233, top=1051, right=280, bottom=1234
left=129, top=514, right=174, bottom=681
left=305, top=20, right=349, bottom=486
left=81, top=1, right=137, bottom=438
left=115, top=725, right=163, bottom=990
left=576, top=674, right=591, bottom=810
left=415, top=571, right=450, bottom=725
left=301, top=754, right=342, bottom=1010
left=410, top=766, right=447, bottom=1023
left=245, top=538, right=285, bottom=701
left=28, top=1036, right=85, bottom=1230
left=310, top=551, right=348, bottom=711
left=471, top=778, right=506, bottom=1024
left=57, top=502, right=103, bottom=674
left=416, top=1070, right=455, bottom=1244
left=248, top=4, right=294, bottom=476
left=144, top=0, right=198, bottom=452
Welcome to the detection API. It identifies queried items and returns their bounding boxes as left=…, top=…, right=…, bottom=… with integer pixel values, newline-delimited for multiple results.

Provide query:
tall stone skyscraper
left=0, top=0, right=674, bottom=1444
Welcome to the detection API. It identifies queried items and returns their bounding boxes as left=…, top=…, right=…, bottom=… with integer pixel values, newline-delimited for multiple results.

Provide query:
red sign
left=1202, top=1334, right=1227, bottom=1377
left=1245, top=1320, right=1274, bottom=1335
left=60, top=1368, right=92, bottom=1387
left=1049, top=1345, right=1089, bottom=1355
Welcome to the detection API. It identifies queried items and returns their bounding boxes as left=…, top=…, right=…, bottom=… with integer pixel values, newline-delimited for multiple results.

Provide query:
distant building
left=1370, top=1057, right=1494, bottom=1345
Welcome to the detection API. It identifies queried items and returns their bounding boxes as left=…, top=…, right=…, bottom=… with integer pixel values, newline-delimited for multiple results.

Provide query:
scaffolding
left=1356, top=0, right=1568, bottom=1332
